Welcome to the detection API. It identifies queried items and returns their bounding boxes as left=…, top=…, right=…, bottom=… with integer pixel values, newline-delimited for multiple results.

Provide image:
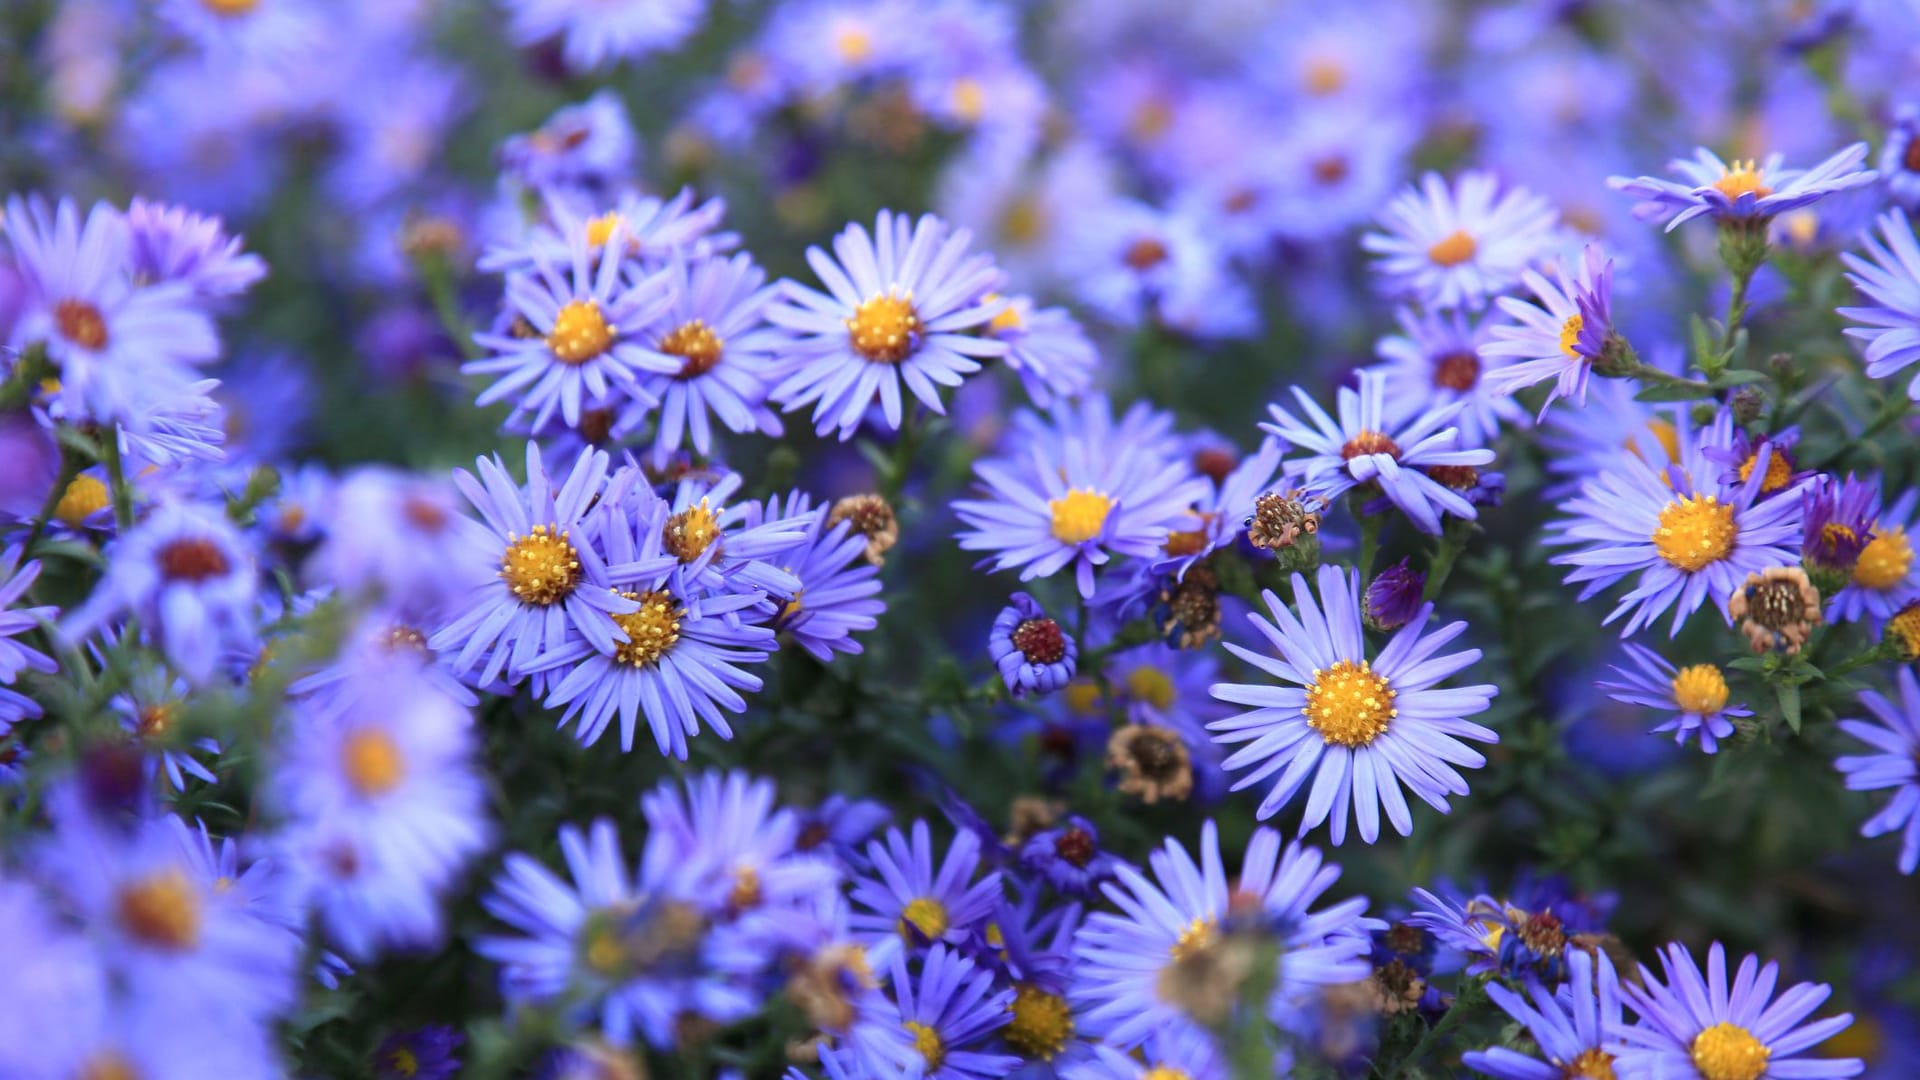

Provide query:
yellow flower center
left=1303, top=659, right=1396, bottom=747
left=1563, top=1048, right=1617, bottom=1080
left=904, top=1020, right=946, bottom=1070
left=386, top=1048, right=420, bottom=1078
left=729, top=866, right=761, bottom=911
left=55, top=474, right=110, bottom=525
left=1737, top=450, right=1793, bottom=493
left=951, top=77, right=986, bottom=123
left=1170, top=916, right=1218, bottom=961
left=1302, top=54, right=1348, bottom=96
left=78, top=1054, right=139, bottom=1080
left=341, top=728, right=405, bottom=796
left=846, top=290, right=921, bottom=363
left=117, top=868, right=201, bottom=949
left=547, top=299, right=616, bottom=366
left=664, top=499, right=721, bottom=562
left=1653, top=494, right=1738, bottom=572
left=1888, top=603, right=1920, bottom=660
left=1001, top=196, right=1044, bottom=245
left=834, top=24, right=873, bottom=62
left=1712, top=161, right=1773, bottom=201
left=584, top=212, right=624, bottom=249
left=1048, top=488, right=1113, bottom=545
left=136, top=703, right=175, bottom=740
left=1427, top=229, right=1478, bottom=267
left=900, top=896, right=949, bottom=940
left=202, top=0, right=260, bottom=14
left=500, top=525, right=581, bottom=606
left=1690, top=1022, right=1770, bottom=1080
left=1341, top=430, right=1402, bottom=460
left=1003, top=985, right=1074, bottom=1059
left=1559, top=313, right=1586, bottom=359
left=610, top=590, right=682, bottom=667
left=986, top=294, right=1023, bottom=335
left=1127, top=666, right=1177, bottom=710
left=1143, top=1070, right=1193, bottom=1080
left=1670, top=664, right=1730, bottom=715
left=1063, top=680, right=1103, bottom=716
left=1854, top=527, right=1913, bottom=591
left=1629, top=418, right=1683, bottom=464
left=659, top=319, right=725, bottom=378
left=1130, top=99, right=1174, bottom=142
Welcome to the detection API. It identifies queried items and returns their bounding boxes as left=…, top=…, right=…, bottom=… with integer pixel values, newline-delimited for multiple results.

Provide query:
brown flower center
left=156, top=538, right=231, bottom=582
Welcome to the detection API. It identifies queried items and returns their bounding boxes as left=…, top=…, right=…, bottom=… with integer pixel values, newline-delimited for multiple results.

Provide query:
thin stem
left=1720, top=265, right=1754, bottom=359
left=1423, top=528, right=1469, bottom=602
left=100, top=425, right=134, bottom=531
left=20, top=443, right=84, bottom=556
left=1627, top=359, right=1715, bottom=396
left=418, top=251, right=484, bottom=362
left=1356, top=507, right=1384, bottom=582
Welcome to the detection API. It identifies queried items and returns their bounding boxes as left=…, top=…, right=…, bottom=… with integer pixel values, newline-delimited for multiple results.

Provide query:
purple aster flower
left=1801, top=473, right=1880, bottom=576
left=954, top=398, right=1210, bottom=597
left=1261, top=370, right=1495, bottom=536
left=653, top=469, right=809, bottom=602
left=429, top=443, right=641, bottom=690
left=980, top=294, right=1098, bottom=407
left=1831, top=490, right=1920, bottom=627
left=155, top=0, right=320, bottom=62
left=504, top=0, right=705, bottom=71
left=1407, top=876, right=1612, bottom=980
left=639, top=771, right=840, bottom=939
left=1610, top=143, right=1876, bottom=230
left=258, top=461, right=331, bottom=546
left=108, top=666, right=219, bottom=789
left=624, top=252, right=786, bottom=464
left=268, top=664, right=493, bottom=959
left=890, top=944, right=1022, bottom=1080
left=1018, top=816, right=1117, bottom=898
left=478, top=817, right=760, bottom=1048
left=849, top=820, right=1003, bottom=963
left=482, top=186, right=738, bottom=277
left=1153, top=436, right=1286, bottom=581
left=1880, top=104, right=1920, bottom=212
left=1363, top=557, right=1425, bottom=631
left=1064, top=197, right=1256, bottom=340
left=498, top=92, right=637, bottom=195
left=163, top=813, right=303, bottom=942
left=767, top=210, right=1008, bottom=440
left=0, top=545, right=57, bottom=728
left=468, top=224, right=676, bottom=432
left=1481, top=244, right=1615, bottom=415
left=527, top=476, right=773, bottom=758
left=1209, top=564, right=1498, bottom=843
left=750, top=492, right=883, bottom=663
left=308, top=465, right=492, bottom=620
left=990, top=592, right=1077, bottom=697
left=4, top=195, right=219, bottom=428
left=1618, top=941, right=1862, bottom=1080
left=124, top=196, right=265, bottom=302
left=1836, top=667, right=1920, bottom=875
left=325, top=58, right=470, bottom=212
left=1362, top=171, right=1560, bottom=311
left=793, top=794, right=893, bottom=871
left=373, top=1025, right=464, bottom=1080
left=295, top=607, right=485, bottom=710
left=1072, top=820, right=1374, bottom=1047
left=1839, top=209, right=1920, bottom=401
left=1462, top=948, right=1628, bottom=1080
left=1700, top=422, right=1810, bottom=500
left=1548, top=411, right=1807, bottom=636
left=61, top=499, right=258, bottom=685
left=1064, top=1025, right=1228, bottom=1080
left=1373, top=306, right=1527, bottom=448
left=1598, top=645, right=1751, bottom=754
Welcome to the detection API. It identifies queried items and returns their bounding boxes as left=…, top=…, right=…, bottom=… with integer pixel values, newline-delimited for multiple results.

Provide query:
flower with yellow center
left=900, top=896, right=949, bottom=940
left=584, top=212, right=625, bottom=250
left=1712, top=161, right=1773, bottom=201
left=663, top=500, right=722, bottom=562
left=904, top=1020, right=946, bottom=1070
left=547, top=299, right=616, bottom=366
left=78, top=1053, right=138, bottom=1080
left=845, top=290, right=921, bottom=363
left=1143, top=1070, right=1193, bottom=1080
left=1303, top=660, right=1397, bottom=747
left=1653, top=494, right=1738, bottom=573
left=202, top=0, right=261, bottom=14
left=1002, top=985, right=1074, bottom=1060
left=1169, top=916, right=1218, bottom=961
left=1853, top=526, right=1913, bottom=591
left=1127, top=666, right=1177, bottom=711
left=55, top=474, right=110, bottom=525
left=341, top=728, right=405, bottom=796
left=1670, top=664, right=1730, bottom=715
left=1558, top=312, right=1586, bottom=359
left=500, top=525, right=582, bottom=606
left=658, top=319, right=725, bottom=378
left=1427, top=229, right=1478, bottom=267
left=1888, top=602, right=1920, bottom=660
left=1690, top=1022, right=1770, bottom=1080
left=117, top=867, right=202, bottom=949
left=1736, top=450, right=1793, bottom=494
left=610, top=590, right=681, bottom=667
left=1048, top=488, right=1113, bottom=545
left=1563, top=1048, right=1617, bottom=1079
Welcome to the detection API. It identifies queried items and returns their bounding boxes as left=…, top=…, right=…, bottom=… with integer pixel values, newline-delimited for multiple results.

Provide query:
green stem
left=1423, top=527, right=1470, bottom=602
left=418, top=252, right=484, bottom=362
left=1626, top=359, right=1715, bottom=396
left=100, top=425, right=134, bottom=531
left=878, top=410, right=923, bottom=508
left=1720, top=266, right=1754, bottom=360
left=1356, top=506, right=1384, bottom=581
left=21, top=442, right=84, bottom=557
left=1827, top=640, right=1901, bottom=679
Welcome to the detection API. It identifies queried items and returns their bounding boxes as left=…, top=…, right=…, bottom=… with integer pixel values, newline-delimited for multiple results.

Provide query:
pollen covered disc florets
left=1653, top=493, right=1737, bottom=572
left=846, top=289, right=921, bottom=363
left=548, top=299, right=617, bottom=365
left=1341, top=429, right=1402, bottom=461
left=1048, top=488, right=1113, bottom=545
left=660, top=318, right=726, bottom=378
left=1304, top=659, right=1396, bottom=747
left=55, top=298, right=109, bottom=349
left=1427, top=229, right=1477, bottom=266
left=664, top=499, right=722, bottom=562
left=1690, top=1021, right=1770, bottom=1080
left=1003, top=985, right=1074, bottom=1059
left=611, top=589, right=682, bottom=667
left=1670, top=664, right=1730, bottom=714
left=500, top=524, right=582, bottom=606
left=1712, top=161, right=1773, bottom=201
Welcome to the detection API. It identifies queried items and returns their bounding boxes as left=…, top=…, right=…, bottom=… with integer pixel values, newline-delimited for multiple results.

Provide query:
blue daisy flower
left=484, top=187, right=738, bottom=277
left=1548, top=411, right=1806, bottom=636
left=1018, top=816, right=1118, bottom=899
left=653, top=468, right=808, bottom=602
left=622, top=252, right=787, bottom=464
left=124, top=196, right=266, bottom=302
left=0, top=546, right=57, bottom=729
left=638, top=771, right=841, bottom=938
left=309, top=465, right=493, bottom=622
left=156, top=0, right=321, bottom=63
left=1617, top=941, right=1862, bottom=1080
left=989, top=592, right=1077, bottom=697
left=504, top=0, right=706, bottom=71
left=1407, top=877, right=1613, bottom=980
left=767, top=210, right=1008, bottom=440
left=890, top=944, right=1022, bottom=1080
left=1839, top=209, right=1920, bottom=401
left=1539, top=371, right=1684, bottom=500
left=1063, top=1025, right=1228, bottom=1080
left=163, top=814, right=303, bottom=941
left=268, top=664, right=492, bottom=959
left=954, top=398, right=1209, bottom=597
left=1610, top=142, right=1876, bottom=230
left=429, top=443, right=641, bottom=690
left=980, top=293, right=1098, bottom=407
left=1072, top=820, right=1374, bottom=1047
left=1373, top=306, right=1527, bottom=449
left=527, top=478, right=774, bottom=758
left=109, top=666, right=220, bottom=789
left=1597, top=645, right=1751, bottom=754
left=1261, top=370, right=1495, bottom=536
left=1801, top=473, right=1882, bottom=578
left=498, top=92, right=638, bottom=196
left=1064, top=197, right=1256, bottom=340
left=1153, top=435, right=1286, bottom=581
left=1209, top=565, right=1498, bottom=843
left=849, top=820, right=1004, bottom=962
left=751, top=493, right=884, bottom=662
left=372, top=1025, right=465, bottom=1080
left=1462, top=948, right=1628, bottom=1080
left=793, top=794, right=894, bottom=872
left=1362, top=171, right=1560, bottom=311
left=467, top=224, right=676, bottom=432
left=1880, top=104, right=1920, bottom=211
left=478, top=817, right=760, bottom=1049
left=5, top=195, right=220, bottom=429
left=1836, top=667, right=1920, bottom=875
left=61, top=499, right=258, bottom=686
left=1831, top=490, right=1919, bottom=627
left=1481, top=244, right=1615, bottom=415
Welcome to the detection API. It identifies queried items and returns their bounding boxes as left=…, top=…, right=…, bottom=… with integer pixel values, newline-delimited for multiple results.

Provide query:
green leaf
left=1710, top=370, right=1768, bottom=389
left=1777, top=682, right=1802, bottom=734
